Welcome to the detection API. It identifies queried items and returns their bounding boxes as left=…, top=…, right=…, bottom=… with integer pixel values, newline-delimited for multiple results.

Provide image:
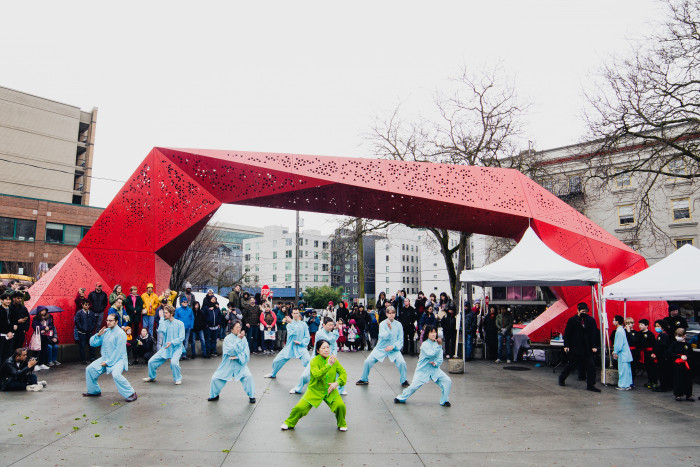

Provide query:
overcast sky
left=2, top=0, right=664, bottom=234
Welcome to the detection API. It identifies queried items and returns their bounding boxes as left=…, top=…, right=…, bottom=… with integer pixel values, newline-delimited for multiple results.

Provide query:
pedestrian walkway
left=0, top=352, right=698, bottom=466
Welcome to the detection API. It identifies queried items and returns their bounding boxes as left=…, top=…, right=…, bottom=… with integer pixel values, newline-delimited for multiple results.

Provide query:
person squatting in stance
left=265, top=308, right=310, bottom=378
left=290, top=317, right=346, bottom=395
left=281, top=339, right=348, bottom=432
left=83, top=314, right=137, bottom=402
left=356, top=306, right=409, bottom=388
left=394, top=326, right=452, bottom=406
left=208, top=321, right=255, bottom=403
left=143, top=305, right=185, bottom=385
left=612, top=315, right=633, bottom=390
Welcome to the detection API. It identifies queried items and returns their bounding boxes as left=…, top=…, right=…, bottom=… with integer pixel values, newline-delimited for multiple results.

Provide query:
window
left=676, top=238, right=694, bottom=248
left=305, top=239, right=308, bottom=245
left=353, top=275, right=358, bottom=283
left=672, top=198, right=690, bottom=220
left=568, top=175, right=582, bottom=194
left=255, top=243, right=260, bottom=250
left=255, top=253, right=259, bottom=260
left=273, top=240, right=277, bottom=248
left=322, top=264, right=329, bottom=271
left=314, top=252, right=319, bottom=259
left=305, top=251, right=308, bottom=257
left=285, top=250, right=293, bottom=258
left=386, top=288, right=390, bottom=294
left=433, top=274, right=438, bottom=279
left=353, top=286, right=358, bottom=294
left=402, top=244, right=405, bottom=251
left=45, top=223, right=88, bottom=245
left=255, top=265, right=259, bottom=272
left=272, top=274, right=277, bottom=282
left=345, top=275, right=351, bottom=283
left=345, top=264, right=351, bottom=272
left=285, top=238, right=293, bottom=246
left=285, top=274, right=292, bottom=282
left=322, top=252, right=329, bottom=260
left=615, top=169, right=631, bottom=188
left=410, top=245, right=414, bottom=252
left=273, top=251, right=277, bottom=259
left=386, top=255, right=389, bottom=261
left=0, top=217, right=35, bottom=241
left=386, top=277, right=389, bottom=283
left=273, top=263, right=277, bottom=271
left=314, top=275, right=318, bottom=282
left=314, top=240, right=319, bottom=247
left=314, top=263, right=319, bottom=271
left=618, top=205, right=635, bottom=226
left=286, top=262, right=292, bottom=270
left=352, top=263, right=357, bottom=272
left=542, top=179, right=554, bottom=193
left=386, top=266, right=389, bottom=272
left=668, top=159, right=686, bottom=176
left=322, top=241, right=329, bottom=249
left=244, top=254, right=251, bottom=261
left=305, top=274, right=309, bottom=281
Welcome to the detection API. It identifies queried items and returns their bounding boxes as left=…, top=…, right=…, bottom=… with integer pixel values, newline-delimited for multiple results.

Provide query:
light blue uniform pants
left=85, top=360, right=134, bottom=399
left=396, top=373, right=452, bottom=405
left=270, top=351, right=310, bottom=377
left=360, top=352, right=407, bottom=384
left=209, top=370, right=255, bottom=399
left=148, top=347, right=182, bottom=382
left=617, top=361, right=632, bottom=388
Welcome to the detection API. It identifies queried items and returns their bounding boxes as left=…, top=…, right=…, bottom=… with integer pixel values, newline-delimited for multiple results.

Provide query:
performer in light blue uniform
left=266, top=308, right=310, bottom=378
left=291, top=317, right=346, bottom=395
left=394, top=326, right=452, bottom=406
left=612, top=315, right=633, bottom=390
left=208, top=321, right=256, bottom=403
left=83, top=314, right=137, bottom=402
left=143, top=305, right=185, bottom=384
left=356, top=306, right=409, bottom=387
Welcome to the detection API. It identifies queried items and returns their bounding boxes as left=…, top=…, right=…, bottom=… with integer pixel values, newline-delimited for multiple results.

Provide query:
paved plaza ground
left=1, top=350, right=698, bottom=467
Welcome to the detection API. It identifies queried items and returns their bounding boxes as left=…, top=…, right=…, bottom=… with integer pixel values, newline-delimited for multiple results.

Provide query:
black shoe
left=558, top=377, right=566, bottom=387
left=81, top=360, right=89, bottom=365
left=82, top=392, right=101, bottom=397
left=586, top=386, right=601, bottom=393
left=130, top=361, right=138, bottom=365
left=401, top=381, right=410, bottom=388
left=442, top=401, right=451, bottom=407
left=249, top=397, right=256, bottom=403
left=207, top=395, right=219, bottom=402
left=577, top=377, right=586, bottom=381
left=181, top=356, right=188, bottom=361
left=394, top=398, right=404, bottom=404
left=356, top=380, right=368, bottom=386
left=125, top=393, right=138, bottom=402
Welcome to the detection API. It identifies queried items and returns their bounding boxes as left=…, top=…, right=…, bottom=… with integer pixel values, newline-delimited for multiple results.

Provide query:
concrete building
left=0, top=85, right=98, bottom=206
left=0, top=193, right=103, bottom=278
left=330, top=232, right=379, bottom=303
left=205, top=223, right=263, bottom=294
left=374, top=224, right=422, bottom=299
left=242, top=225, right=331, bottom=294
left=532, top=133, right=698, bottom=264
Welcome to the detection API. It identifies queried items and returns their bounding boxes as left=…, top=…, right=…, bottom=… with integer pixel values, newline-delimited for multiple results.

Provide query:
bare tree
left=366, top=65, right=528, bottom=300
left=585, top=0, right=700, bottom=250
left=169, top=224, right=221, bottom=291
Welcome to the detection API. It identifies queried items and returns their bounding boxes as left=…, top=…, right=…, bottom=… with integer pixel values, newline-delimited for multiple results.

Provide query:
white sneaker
left=495, top=359, right=502, bottom=364
left=53, top=361, right=61, bottom=366
left=38, top=381, right=47, bottom=388
left=174, top=380, right=182, bottom=385
left=280, top=423, right=289, bottom=430
left=142, top=377, right=155, bottom=382
left=26, top=384, right=42, bottom=392
left=264, top=373, right=275, bottom=378
left=338, top=426, right=348, bottom=432
left=506, top=360, right=512, bottom=364
left=340, top=390, right=348, bottom=395
left=289, top=388, right=300, bottom=394
left=33, top=365, right=43, bottom=372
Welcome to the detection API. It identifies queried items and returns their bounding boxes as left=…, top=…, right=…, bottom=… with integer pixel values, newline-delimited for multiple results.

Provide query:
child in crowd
left=336, top=319, right=347, bottom=352
left=347, top=319, right=359, bottom=352
left=668, top=328, right=694, bottom=402
left=133, top=328, right=154, bottom=365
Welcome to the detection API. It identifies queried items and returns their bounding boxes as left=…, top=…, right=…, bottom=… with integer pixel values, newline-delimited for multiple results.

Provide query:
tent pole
left=601, top=297, right=607, bottom=385
left=623, top=300, right=627, bottom=319
left=456, top=287, right=462, bottom=359
left=482, top=284, right=486, bottom=360
left=462, top=285, right=466, bottom=362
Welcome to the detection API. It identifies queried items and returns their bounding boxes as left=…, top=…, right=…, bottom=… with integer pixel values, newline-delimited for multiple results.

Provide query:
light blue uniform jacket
left=90, top=326, right=129, bottom=373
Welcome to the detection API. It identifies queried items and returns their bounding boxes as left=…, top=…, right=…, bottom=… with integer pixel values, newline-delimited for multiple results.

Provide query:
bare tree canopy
left=365, top=65, right=528, bottom=300
left=586, top=0, right=700, bottom=178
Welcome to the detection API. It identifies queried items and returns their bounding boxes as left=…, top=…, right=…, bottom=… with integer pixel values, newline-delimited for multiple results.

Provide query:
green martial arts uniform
left=284, top=354, right=347, bottom=428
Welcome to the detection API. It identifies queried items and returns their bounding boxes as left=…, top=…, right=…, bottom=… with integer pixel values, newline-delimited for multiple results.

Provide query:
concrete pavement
left=0, top=350, right=698, bottom=466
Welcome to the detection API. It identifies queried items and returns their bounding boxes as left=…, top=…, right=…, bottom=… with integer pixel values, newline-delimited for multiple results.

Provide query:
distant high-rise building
left=330, top=231, right=379, bottom=303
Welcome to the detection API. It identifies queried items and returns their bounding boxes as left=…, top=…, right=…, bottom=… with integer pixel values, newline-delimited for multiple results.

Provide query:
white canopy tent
left=601, top=244, right=700, bottom=384
left=603, top=244, right=700, bottom=302
left=458, top=227, right=602, bottom=363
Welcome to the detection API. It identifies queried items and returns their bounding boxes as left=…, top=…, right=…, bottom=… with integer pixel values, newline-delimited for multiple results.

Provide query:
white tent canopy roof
left=460, top=227, right=601, bottom=286
left=603, top=244, right=700, bottom=301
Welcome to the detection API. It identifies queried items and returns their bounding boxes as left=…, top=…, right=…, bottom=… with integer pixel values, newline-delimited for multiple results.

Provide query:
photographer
left=0, top=347, right=45, bottom=391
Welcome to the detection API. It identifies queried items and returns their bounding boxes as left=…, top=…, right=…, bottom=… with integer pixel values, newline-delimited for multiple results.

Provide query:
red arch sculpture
left=26, top=148, right=665, bottom=343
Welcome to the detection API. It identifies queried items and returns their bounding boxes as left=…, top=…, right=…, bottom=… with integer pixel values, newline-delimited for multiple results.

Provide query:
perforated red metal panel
left=26, top=148, right=663, bottom=343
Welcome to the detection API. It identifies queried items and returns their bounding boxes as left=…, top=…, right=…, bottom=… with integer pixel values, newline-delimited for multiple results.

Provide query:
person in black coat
left=0, top=348, right=40, bottom=391
left=87, top=282, right=109, bottom=333
left=0, top=293, right=14, bottom=362
left=667, top=328, right=694, bottom=401
left=636, top=319, right=657, bottom=389
left=399, top=298, right=417, bottom=355
left=9, top=292, right=30, bottom=351
left=483, top=307, right=499, bottom=360
left=558, top=302, right=601, bottom=392
left=190, top=301, right=208, bottom=358
left=663, top=304, right=688, bottom=336
left=654, top=319, right=674, bottom=392
left=353, top=305, right=369, bottom=351
left=376, top=292, right=389, bottom=323
left=336, top=302, right=350, bottom=326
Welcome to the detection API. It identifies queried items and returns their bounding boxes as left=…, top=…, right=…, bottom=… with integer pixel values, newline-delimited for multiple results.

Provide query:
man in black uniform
left=9, top=292, right=30, bottom=351
left=637, top=319, right=657, bottom=389
left=558, top=302, right=601, bottom=392
left=664, top=304, right=688, bottom=336
left=400, top=298, right=417, bottom=355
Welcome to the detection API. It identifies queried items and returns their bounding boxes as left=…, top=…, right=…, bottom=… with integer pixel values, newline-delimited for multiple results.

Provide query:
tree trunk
left=356, top=218, right=365, bottom=300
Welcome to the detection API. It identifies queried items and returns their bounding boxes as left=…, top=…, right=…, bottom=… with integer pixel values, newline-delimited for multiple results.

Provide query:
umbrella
left=30, top=305, right=64, bottom=315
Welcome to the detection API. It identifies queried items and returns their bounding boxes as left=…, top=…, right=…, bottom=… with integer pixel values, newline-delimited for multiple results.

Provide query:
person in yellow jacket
left=141, top=283, right=160, bottom=336
left=281, top=339, right=348, bottom=432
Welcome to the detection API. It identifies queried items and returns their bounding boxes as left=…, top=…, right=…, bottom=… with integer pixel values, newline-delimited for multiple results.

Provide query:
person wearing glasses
left=83, top=314, right=137, bottom=402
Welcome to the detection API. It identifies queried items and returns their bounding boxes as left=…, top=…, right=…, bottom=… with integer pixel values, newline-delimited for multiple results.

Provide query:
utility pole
left=295, top=210, right=300, bottom=304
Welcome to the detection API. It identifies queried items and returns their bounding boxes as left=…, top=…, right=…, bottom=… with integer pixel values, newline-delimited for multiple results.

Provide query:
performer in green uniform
left=281, top=339, right=348, bottom=432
